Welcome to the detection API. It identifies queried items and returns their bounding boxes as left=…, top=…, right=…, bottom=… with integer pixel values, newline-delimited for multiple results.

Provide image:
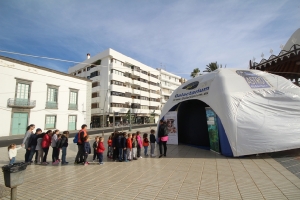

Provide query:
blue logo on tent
left=182, top=81, right=199, bottom=90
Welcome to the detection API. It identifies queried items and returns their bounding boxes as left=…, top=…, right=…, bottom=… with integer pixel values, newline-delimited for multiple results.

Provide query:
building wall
left=0, top=58, right=91, bottom=137
left=68, top=49, right=185, bottom=125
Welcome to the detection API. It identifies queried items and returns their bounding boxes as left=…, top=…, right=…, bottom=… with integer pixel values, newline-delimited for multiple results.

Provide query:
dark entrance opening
left=177, top=100, right=210, bottom=147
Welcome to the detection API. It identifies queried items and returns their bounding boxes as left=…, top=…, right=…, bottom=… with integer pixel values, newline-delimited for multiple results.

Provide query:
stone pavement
left=0, top=127, right=300, bottom=200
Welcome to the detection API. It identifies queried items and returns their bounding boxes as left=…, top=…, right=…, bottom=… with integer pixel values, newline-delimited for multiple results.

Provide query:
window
left=93, top=60, right=101, bottom=65
left=77, top=70, right=81, bottom=74
left=16, top=83, right=30, bottom=100
left=141, top=105, right=149, bottom=109
left=92, top=92, right=98, bottom=98
left=90, top=71, right=99, bottom=78
left=92, top=82, right=99, bottom=87
left=45, top=115, right=56, bottom=129
left=111, top=69, right=124, bottom=76
left=46, top=86, right=58, bottom=109
left=139, top=96, right=149, bottom=101
left=111, top=80, right=124, bottom=86
left=87, top=67, right=90, bottom=71
left=83, top=68, right=86, bottom=72
left=110, top=103, right=129, bottom=108
left=111, top=91, right=125, bottom=97
left=69, top=90, right=78, bottom=110
left=91, top=103, right=99, bottom=108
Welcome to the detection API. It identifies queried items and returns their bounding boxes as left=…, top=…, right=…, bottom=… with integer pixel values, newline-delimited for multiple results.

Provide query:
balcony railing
left=68, top=104, right=78, bottom=110
left=45, top=102, right=58, bottom=109
left=7, top=98, right=36, bottom=108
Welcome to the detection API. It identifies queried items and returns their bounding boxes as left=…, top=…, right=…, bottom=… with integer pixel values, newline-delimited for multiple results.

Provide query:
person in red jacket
left=127, top=133, right=132, bottom=161
left=41, top=130, right=53, bottom=165
left=97, top=137, right=105, bottom=165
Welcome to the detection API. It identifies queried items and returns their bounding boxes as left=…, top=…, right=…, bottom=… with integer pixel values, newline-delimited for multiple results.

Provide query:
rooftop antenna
left=280, top=44, right=284, bottom=50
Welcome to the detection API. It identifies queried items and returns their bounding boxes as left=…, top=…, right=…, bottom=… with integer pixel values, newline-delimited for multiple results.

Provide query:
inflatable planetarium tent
left=159, top=69, right=300, bottom=157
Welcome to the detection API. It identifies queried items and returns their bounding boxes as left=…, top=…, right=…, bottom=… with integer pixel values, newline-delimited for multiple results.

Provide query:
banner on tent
left=164, top=111, right=178, bottom=145
left=172, top=80, right=213, bottom=102
left=236, top=70, right=271, bottom=89
left=205, top=108, right=220, bottom=153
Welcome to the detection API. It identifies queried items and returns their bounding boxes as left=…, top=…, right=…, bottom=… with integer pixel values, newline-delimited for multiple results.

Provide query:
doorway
left=177, top=100, right=210, bottom=147
left=11, top=112, right=28, bottom=135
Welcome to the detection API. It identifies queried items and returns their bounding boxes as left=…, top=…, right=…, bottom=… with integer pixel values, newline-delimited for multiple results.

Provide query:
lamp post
left=129, top=104, right=132, bottom=131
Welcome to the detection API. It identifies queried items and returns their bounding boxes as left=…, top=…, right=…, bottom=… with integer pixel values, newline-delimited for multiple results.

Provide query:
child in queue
left=36, top=133, right=45, bottom=164
left=136, top=131, right=143, bottom=158
left=42, top=130, right=52, bottom=165
left=61, top=131, right=69, bottom=165
left=143, top=133, right=149, bottom=157
left=83, top=136, right=91, bottom=166
left=127, top=133, right=132, bottom=161
left=150, top=129, right=156, bottom=157
left=132, top=133, right=138, bottom=160
left=107, top=135, right=113, bottom=159
left=97, top=137, right=105, bottom=165
left=93, top=136, right=99, bottom=162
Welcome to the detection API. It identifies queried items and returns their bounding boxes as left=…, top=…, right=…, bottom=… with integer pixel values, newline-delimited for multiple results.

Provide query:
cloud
left=0, top=0, right=299, bottom=78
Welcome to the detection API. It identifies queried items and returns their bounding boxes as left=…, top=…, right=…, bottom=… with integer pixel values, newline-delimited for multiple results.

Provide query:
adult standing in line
left=22, top=124, right=35, bottom=163
left=90, top=121, right=93, bottom=129
left=158, top=120, right=168, bottom=158
left=75, top=124, right=88, bottom=164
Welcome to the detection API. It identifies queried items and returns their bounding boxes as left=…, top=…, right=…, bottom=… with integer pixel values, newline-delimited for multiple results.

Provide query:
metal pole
left=129, top=108, right=131, bottom=131
left=11, top=187, right=17, bottom=200
left=113, top=112, right=115, bottom=132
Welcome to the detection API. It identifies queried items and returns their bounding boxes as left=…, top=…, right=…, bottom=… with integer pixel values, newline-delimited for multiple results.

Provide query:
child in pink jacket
left=136, top=131, right=143, bottom=158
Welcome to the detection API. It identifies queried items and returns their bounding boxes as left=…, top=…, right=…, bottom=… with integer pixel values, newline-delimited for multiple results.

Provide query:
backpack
left=163, top=125, right=169, bottom=136
left=73, top=132, right=79, bottom=143
left=56, top=139, right=62, bottom=148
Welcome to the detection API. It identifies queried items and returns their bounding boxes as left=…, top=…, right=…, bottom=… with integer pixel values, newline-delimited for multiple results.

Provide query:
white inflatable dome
left=160, top=69, right=300, bottom=157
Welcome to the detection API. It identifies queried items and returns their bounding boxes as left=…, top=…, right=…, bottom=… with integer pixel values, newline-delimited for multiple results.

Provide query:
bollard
left=102, top=131, right=104, bottom=137
left=2, top=162, right=28, bottom=200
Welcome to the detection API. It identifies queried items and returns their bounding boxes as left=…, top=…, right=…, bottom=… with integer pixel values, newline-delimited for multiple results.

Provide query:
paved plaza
left=0, top=127, right=300, bottom=200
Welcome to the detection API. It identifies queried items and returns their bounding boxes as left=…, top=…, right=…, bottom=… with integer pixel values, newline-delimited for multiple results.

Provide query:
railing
left=7, top=98, right=36, bottom=108
left=45, top=102, right=58, bottom=109
left=68, top=104, right=78, bottom=110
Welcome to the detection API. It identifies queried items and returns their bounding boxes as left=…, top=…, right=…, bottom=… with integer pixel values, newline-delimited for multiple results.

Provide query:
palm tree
left=190, top=68, right=201, bottom=78
left=204, top=62, right=226, bottom=72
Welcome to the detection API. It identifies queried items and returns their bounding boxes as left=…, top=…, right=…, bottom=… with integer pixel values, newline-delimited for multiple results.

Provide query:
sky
left=0, top=0, right=299, bottom=79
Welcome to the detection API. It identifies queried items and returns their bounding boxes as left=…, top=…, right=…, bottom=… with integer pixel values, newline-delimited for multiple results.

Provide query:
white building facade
left=157, top=69, right=185, bottom=108
left=68, top=49, right=185, bottom=127
left=0, top=56, right=92, bottom=137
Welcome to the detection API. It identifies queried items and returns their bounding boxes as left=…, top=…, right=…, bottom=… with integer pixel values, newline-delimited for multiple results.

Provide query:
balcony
left=91, top=97, right=101, bottom=104
left=68, top=104, right=78, bottom=110
left=7, top=98, right=36, bottom=109
left=161, top=84, right=178, bottom=90
left=45, top=102, right=58, bottom=109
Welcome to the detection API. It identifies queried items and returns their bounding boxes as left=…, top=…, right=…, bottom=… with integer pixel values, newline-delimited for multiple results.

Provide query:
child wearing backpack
left=83, top=136, right=91, bottom=166
left=93, top=136, right=99, bottom=162
left=143, top=133, right=149, bottom=157
left=51, top=130, right=60, bottom=165
left=36, top=133, right=45, bottom=164
left=132, top=133, right=138, bottom=160
left=56, top=134, right=62, bottom=162
left=61, top=131, right=69, bottom=165
left=97, top=137, right=105, bottom=165
left=150, top=129, right=156, bottom=157
left=8, top=144, right=22, bottom=165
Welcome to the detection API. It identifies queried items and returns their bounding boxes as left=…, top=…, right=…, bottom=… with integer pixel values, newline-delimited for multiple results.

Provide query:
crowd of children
left=7, top=123, right=157, bottom=166
left=8, top=124, right=70, bottom=166
left=85, top=129, right=157, bottom=165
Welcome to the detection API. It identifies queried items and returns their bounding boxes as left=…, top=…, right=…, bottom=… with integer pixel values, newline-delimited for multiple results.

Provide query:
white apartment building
left=0, top=56, right=92, bottom=137
left=157, top=69, right=185, bottom=108
left=68, top=49, right=185, bottom=127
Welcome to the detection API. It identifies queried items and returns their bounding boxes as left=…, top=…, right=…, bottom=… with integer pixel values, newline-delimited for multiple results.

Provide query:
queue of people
left=7, top=120, right=169, bottom=166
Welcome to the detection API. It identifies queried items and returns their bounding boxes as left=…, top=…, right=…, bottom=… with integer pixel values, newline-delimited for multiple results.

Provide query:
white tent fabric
left=160, top=69, right=300, bottom=157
